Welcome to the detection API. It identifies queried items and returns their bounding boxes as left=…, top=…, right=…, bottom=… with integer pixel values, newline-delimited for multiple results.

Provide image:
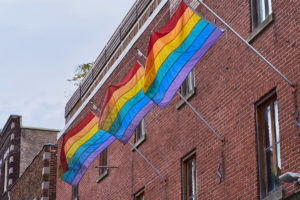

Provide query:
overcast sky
left=0, top=0, right=134, bottom=130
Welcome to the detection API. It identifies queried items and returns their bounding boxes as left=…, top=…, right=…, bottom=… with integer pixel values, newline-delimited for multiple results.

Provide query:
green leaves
left=68, top=63, right=93, bottom=86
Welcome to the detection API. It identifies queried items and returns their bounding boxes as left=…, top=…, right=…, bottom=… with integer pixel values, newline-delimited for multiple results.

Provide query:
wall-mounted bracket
left=217, top=163, right=222, bottom=184
left=296, top=111, right=300, bottom=136
left=95, top=166, right=119, bottom=169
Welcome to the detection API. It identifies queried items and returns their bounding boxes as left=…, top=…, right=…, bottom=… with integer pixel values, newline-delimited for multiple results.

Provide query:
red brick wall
left=9, top=148, right=43, bottom=200
left=9, top=145, right=57, bottom=200
left=19, top=128, right=58, bottom=176
left=57, top=0, right=300, bottom=199
left=49, top=145, right=57, bottom=200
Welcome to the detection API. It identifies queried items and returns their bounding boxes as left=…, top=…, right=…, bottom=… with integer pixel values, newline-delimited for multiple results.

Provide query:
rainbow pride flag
left=59, top=112, right=115, bottom=185
left=98, top=61, right=154, bottom=143
left=143, top=0, right=223, bottom=108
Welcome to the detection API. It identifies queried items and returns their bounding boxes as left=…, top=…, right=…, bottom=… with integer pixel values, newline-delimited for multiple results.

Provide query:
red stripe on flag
left=60, top=112, right=95, bottom=172
left=147, top=0, right=188, bottom=56
left=99, top=61, right=141, bottom=118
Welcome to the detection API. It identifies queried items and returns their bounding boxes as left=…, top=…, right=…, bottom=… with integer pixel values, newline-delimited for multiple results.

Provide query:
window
left=256, top=92, right=281, bottom=198
left=251, top=0, right=272, bottom=29
left=182, top=152, right=196, bottom=200
left=4, top=159, right=8, bottom=193
left=134, top=189, right=144, bottom=200
left=72, top=185, right=79, bottom=200
left=181, top=70, right=195, bottom=96
left=135, top=119, right=145, bottom=143
left=98, top=148, right=108, bottom=179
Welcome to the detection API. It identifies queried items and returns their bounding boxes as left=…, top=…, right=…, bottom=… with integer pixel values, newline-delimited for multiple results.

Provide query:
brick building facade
left=0, top=115, right=59, bottom=200
left=9, top=144, right=57, bottom=200
left=57, top=0, right=299, bottom=200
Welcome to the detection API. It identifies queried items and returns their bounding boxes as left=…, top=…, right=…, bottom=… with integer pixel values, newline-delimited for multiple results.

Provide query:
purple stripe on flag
left=71, top=136, right=116, bottom=186
left=158, top=29, right=223, bottom=108
left=120, top=100, right=155, bottom=143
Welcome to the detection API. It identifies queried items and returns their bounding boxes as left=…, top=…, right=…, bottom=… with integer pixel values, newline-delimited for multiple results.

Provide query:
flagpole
left=89, top=103, right=166, bottom=182
left=176, top=91, right=223, bottom=142
left=187, top=0, right=294, bottom=88
left=136, top=49, right=223, bottom=143
left=129, top=141, right=167, bottom=182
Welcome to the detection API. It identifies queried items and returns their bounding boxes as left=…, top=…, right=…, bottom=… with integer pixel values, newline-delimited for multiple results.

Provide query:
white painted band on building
left=42, top=167, right=50, bottom=175
left=8, top=179, right=13, bottom=186
left=10, top=133, right=15, bottom=140
left=10, top=122, right=15, bottom=129
left=43, top=152, right=51, bottom=161
left=9, top=156, right=14, bottom=163
left=10, top=145, right=14, bottom=152
left=42, top=181, right=49, bottom=190
left=57, top=0, right=169, bottom=140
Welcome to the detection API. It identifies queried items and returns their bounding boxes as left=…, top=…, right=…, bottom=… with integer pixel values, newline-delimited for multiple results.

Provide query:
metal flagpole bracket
left=176, top=91, right=223, bottom=142
left=193, top=0, right=294, bottom=88
left=129, top=141, right=167, bottom=182
left=296, top=111, right=300, bottom=136
left=95, top=166, right=119, bottom=169
left=90, top=102, right=101, bottom=113
left=137, top=49, right=147, bottom=60
left=217, top=163, right=222, bottom=184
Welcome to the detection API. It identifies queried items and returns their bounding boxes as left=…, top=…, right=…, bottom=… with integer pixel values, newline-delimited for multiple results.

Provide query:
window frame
left=97, top=148, right=109, bottom=183
left=3, top=159, right=8, bottom=193
left=182, top=151, right=197, bottom=200
left=134, top=118, right=146, bottom=147
left=177, top=70, right=196, bottom=109
left=134, top=189, right=144, bottom=200
left=72, top=185, right=79, bottom=200
left=250, top=0, right=272, bottom=30
left=255, top=90, right=281, bottom=198
left=181, top=70, right=195, bottom=97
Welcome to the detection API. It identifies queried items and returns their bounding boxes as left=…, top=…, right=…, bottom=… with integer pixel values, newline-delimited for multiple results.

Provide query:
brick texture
left=9, top=145, right=57, bottom=200
left=19, top=128, right=57, bottom=176
left=57, top=0, right=300, bottom=199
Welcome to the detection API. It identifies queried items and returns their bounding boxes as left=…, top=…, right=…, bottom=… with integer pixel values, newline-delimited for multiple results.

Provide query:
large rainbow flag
left=98, top=61, right=154, bottom=143
left=143, top=0, right=224, bottom=108
left=59, top=112, right=115, bottom=185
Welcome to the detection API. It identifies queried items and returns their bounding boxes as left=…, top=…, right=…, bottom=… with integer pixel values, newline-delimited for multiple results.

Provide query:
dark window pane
left=181, top=70, right=194, bottom=96
left=72, top=185, right=79, bottom=200
left=99, top=149, right=108, bottom=175
left=135, top=192, right=144, bottom=200
left=251, top=0, right=272, bottom=29
left=263, top=105, right=275, bottom=192
left=136, top=119, right=145, bottom=143
left=183, top=154, right=196, bottom=200
left=256, top=93, right=280, bottom=197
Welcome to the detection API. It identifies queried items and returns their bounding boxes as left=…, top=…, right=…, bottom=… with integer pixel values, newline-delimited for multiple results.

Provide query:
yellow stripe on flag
left=144, top=13, right=201, bottom=92
left=66, top=123, right=99, bottom=163
left=102, top=76, right=145, bottom=131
